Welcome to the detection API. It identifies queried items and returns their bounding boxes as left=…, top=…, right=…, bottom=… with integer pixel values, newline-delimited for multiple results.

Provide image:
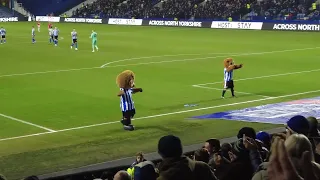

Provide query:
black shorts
left=54, top=36, right=58, bottom=40
left=51, top=35, right=54, bottom=39
left=122, top=109, right=136, bottom=119
left=1, top=35, right=5, bottom=38
left=73, top=39, right=77, bottom=43
left=224, top=80, right=234, bottom=89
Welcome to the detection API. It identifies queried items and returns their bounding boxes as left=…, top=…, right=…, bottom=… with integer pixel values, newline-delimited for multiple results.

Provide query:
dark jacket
left=157, top=156, right=218, bottom=180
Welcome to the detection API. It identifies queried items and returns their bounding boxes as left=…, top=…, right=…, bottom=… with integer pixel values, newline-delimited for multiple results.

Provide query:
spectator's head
left=158, top=135, right=183, bottom=158
left=237, top=127, right=256, bottom=139
left=136, top=152, right=145, bottom=163
left=221, top=143, right=233, bottom=161
left=256, top=131, right=271, bottom=149
left=134, top=161, right=157, bottom=180
left=101, top=171, right=112, bottom=180
left=193, top=148, right=210, bottom=163
left=114, top=170, right=131, bottom=180
left=286, top=115, right=310, bottom=137
left=0, top=174, right=7, bottom=180
left=307, top=116, right=320, bottom=137
left=285, top=134, right=314, bottom=161
left=23, top=176, right=39, bottom=180
left=204, top=138, right=221, bottom=154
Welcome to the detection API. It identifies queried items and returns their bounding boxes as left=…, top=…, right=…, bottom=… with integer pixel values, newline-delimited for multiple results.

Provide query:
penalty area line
left=192, top=85, right=272, bottom=98
left=100, top=46, right=320, bottom=68
left=0, top=113, right=56, bottom=132
left=193, top=68, right=320, bottom=86
left=1, top=89, right=320, bottom=142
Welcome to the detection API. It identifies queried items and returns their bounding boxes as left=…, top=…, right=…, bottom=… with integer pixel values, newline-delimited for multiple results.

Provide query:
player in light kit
left=0, top=27, right=6, bottom=44
left=53, top=27, right=59, bottom=46
left=37, top=21, right=41, bottom=32
left=49, top=27, right=54, bottom=43
left=70, top=29, right=78, bottom=50
left=32, top=26, right=36, bottom=44
left=90, top=30, right=98, bottom=52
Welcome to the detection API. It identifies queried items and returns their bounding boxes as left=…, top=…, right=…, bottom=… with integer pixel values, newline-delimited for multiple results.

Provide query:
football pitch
left=1, top=22, right=320, bottom=179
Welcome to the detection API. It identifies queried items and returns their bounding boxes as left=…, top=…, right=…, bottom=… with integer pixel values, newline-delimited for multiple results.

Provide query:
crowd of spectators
left=115, top=115, right=320, bottom=180
left=73, top=0, right=152, bottom=18
left=4, top=115, right=320, bottom=180
left=72, top=0, right=318, bottom=20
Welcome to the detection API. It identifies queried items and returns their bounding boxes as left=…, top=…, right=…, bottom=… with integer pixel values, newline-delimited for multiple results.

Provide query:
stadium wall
left=4, top=15, right=320, bottom=32
left=30, top=16, right=320, bottom=32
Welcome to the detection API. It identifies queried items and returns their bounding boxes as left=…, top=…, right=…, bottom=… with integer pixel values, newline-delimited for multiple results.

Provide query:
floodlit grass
left=0, top=22, right=319, bottom=179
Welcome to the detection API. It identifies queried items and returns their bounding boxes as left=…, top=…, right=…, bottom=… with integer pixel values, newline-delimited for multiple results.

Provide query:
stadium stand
left=16, top=0, right=85, bottom=16
left=0, top=4, right=25, bottom=18
left=0, top=6, right=12, bottom=17
left=70, top=0, right=319, bottom=21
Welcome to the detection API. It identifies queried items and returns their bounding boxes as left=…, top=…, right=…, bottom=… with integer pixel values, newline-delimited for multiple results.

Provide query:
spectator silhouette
left=157, top=135, right=218, bottom=180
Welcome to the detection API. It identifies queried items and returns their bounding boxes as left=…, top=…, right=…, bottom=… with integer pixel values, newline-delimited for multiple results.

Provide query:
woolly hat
left=134, top=161, right=157, bottom=180
left=237, top=127, right=256, bottom=139
left=256, top=131, right=271, bottom=144
left=287, top=115, right=309, bottom=136
left=158, top=135, right=183, bottom=158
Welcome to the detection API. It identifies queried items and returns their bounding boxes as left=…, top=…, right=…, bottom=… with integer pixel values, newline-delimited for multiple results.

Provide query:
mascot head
left=224, top=58, right=234, bottom=68
left=116, top=70, right=135, bottom=89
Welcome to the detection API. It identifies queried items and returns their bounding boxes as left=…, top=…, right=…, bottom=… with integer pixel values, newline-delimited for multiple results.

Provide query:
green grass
left=0, top=22, right=320, bottom=179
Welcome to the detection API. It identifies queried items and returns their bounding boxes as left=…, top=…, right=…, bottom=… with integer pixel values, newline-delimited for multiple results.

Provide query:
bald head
left=114, top=170, right=130, bottom=180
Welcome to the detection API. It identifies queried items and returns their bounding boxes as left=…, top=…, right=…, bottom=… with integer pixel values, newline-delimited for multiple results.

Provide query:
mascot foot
left=123, top=125, right=135, bottom=131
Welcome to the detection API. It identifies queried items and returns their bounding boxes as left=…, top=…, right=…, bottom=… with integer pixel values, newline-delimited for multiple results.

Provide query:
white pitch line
left=1, top=46, right=319, bottom=78
left=192, top=85, right=272, bottom=98
left=100, top=46, right=320, bottom=68
left=100, top=52, right=231, bottom=68
left=0, top=113, right=56, bottom=132
left=194, top=68, right=320, bottom=86
left=1, top=89, right=320, bottom=142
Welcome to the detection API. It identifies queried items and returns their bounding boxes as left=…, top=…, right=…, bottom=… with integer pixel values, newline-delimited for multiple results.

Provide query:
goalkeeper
left=90, top=30, right=99, bottom=52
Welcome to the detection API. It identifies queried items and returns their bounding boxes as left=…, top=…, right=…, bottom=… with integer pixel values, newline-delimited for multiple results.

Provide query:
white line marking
left=100, top=52, right=231, bottom=68
left=0, top=113, right=56, bottom=132
left=0, top=46, right=319, bottom=78
left=1, top=89, right=320, bottom=142
left=0, top=67, right=101, bottom=78
left=194, top=68, right=320, bottom=86
left=192, top=85, right=272, bottom=98
left=100, top=46, right=320, bottom=68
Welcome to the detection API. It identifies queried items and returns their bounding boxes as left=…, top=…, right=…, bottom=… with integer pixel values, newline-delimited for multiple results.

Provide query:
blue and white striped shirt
left=71, top=31, right=77, bottom=40
left=0, top=28, right=6, bottom=35
left=224, top=68, right=233, bottom=81
left=120, top=88, right=135, bottom=112
left=53, top=29, right=59, bottom=36
left=32, top=28, right=35, bottom=36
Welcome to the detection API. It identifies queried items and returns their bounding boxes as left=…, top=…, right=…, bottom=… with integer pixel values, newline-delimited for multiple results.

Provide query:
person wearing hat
left=256, top=131, right=271, bottom=150
left=134, top=161, right=157, bottom=180
left=157, top=135, right=218, bottom=180
left=286, top=115, right=310, bottom=138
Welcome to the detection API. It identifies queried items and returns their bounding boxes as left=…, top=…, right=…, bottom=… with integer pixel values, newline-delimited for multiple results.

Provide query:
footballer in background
left=0, top=27, right=6, bottom=44
left=70, top=29, right=78, bottom=50
left=37, top=21, right=41, bottom=32
left=49, top=26, right=54, bottom=44
left=48, top=23, right=53, bottom=30
left=32, top=26, right=36, bottom=44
